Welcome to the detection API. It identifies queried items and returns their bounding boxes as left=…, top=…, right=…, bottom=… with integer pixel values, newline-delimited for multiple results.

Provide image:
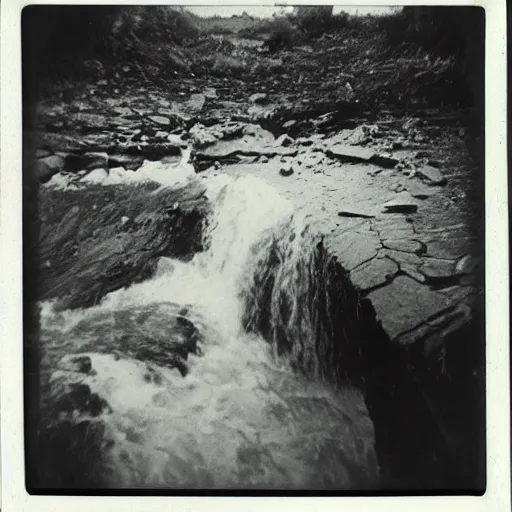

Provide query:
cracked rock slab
left=425, top=237, right=474, bottom=260
left=367, top=275, right=453, bottom=341
left=396, top=302, right=472, bottom=348
left=350, top=257, right=399, bottom=291
left=379, top=249, right=425, bottom=283
left=372, top=216, right=416, bottom=240
left=329, top=230, right=381, bottom=271
left=382, top=239, right=423, bottom=254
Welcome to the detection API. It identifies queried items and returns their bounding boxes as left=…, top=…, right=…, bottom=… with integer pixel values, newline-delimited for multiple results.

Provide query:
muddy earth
left=23, top=14, right=485, bottom=493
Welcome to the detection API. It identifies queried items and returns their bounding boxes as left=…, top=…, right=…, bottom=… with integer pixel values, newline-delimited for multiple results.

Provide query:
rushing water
left=40, top=172, right=378, bottom=490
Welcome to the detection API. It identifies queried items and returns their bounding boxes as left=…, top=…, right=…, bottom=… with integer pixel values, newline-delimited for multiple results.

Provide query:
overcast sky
left=186, top=6, right=400, bottom=18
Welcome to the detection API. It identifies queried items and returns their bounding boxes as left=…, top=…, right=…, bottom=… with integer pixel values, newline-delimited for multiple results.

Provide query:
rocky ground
left=27, top=28, right=485, bottom=490
left=33, top=73, right=483, bottom=339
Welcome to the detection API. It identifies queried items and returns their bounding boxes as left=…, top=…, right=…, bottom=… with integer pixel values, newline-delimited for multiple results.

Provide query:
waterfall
left=38, top=172, right=378, bottom=489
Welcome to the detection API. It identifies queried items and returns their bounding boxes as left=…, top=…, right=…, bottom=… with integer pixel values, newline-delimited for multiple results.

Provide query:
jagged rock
left=338, top=208, right=376, bottom=219
left=148, top=115, right=171, bottom=126
left=350, top=257, right=399, bottom=291
left=189, top=123, right=220, bottom=148
left=36, top=155, right=66, bottom=182
left=379, top=249, right=425, bottom=283
left=419, top=257, right=457, bottom=279
left=45, top=302, right=205, bottom=378
left=382, top=191, right=419, bottom=213
left=417, top=165, right=446, bottom=186
left=279, top=167, right=294, bottom=177
left=249, top=93, right=268, bottom=104
left=326, top=144, right=375, bottom=163
left=187, top=93, right=206, bottom=113
left=247, top=103, right=279, bottom=120
left=370, top=153, right=399, bottom=168
left=39, top=181, right=209, bottom=309
left=368, top=275, right=453, bottom=341
left=382, top=239, right=423, bottom=254
left=197, top=124, right=296, bottom=160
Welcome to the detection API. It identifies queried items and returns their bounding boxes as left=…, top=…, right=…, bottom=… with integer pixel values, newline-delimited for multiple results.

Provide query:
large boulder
left=39, top=180, right=209, bottom=309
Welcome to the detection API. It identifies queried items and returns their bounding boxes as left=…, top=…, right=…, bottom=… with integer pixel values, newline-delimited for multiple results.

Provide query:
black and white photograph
left=1, top=1, right=507, bottom=503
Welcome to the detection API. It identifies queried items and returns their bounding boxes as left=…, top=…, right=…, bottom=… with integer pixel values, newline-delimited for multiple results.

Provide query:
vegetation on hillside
left=22, top=5, right=483, bottom=112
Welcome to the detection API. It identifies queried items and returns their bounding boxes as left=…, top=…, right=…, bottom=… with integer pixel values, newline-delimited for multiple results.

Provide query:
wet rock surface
left=43, top=302, right=205, bottom=379
left=38, top=301, right=210, bottom=487
left=39, top=181, right=209, bottom=309
left=208, top=107, right=483, bottom=488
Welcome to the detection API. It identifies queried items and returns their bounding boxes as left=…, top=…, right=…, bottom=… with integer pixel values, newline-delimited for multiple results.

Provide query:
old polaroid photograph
left=0, top=1, right=509, bottom=508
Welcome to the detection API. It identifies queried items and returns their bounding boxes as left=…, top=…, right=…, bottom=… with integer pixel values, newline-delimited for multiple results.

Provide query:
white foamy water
left=40, top=172, right=378, bottom=489
left=44, top=149, right=196, bottom=190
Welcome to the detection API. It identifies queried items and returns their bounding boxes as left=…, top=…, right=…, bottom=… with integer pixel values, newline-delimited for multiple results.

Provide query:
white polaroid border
left=1, top=1, right=509, bottom=511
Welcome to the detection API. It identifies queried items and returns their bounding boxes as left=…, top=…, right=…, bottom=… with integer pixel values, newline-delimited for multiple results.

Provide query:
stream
left=39, top=171, right=379, bottom=490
